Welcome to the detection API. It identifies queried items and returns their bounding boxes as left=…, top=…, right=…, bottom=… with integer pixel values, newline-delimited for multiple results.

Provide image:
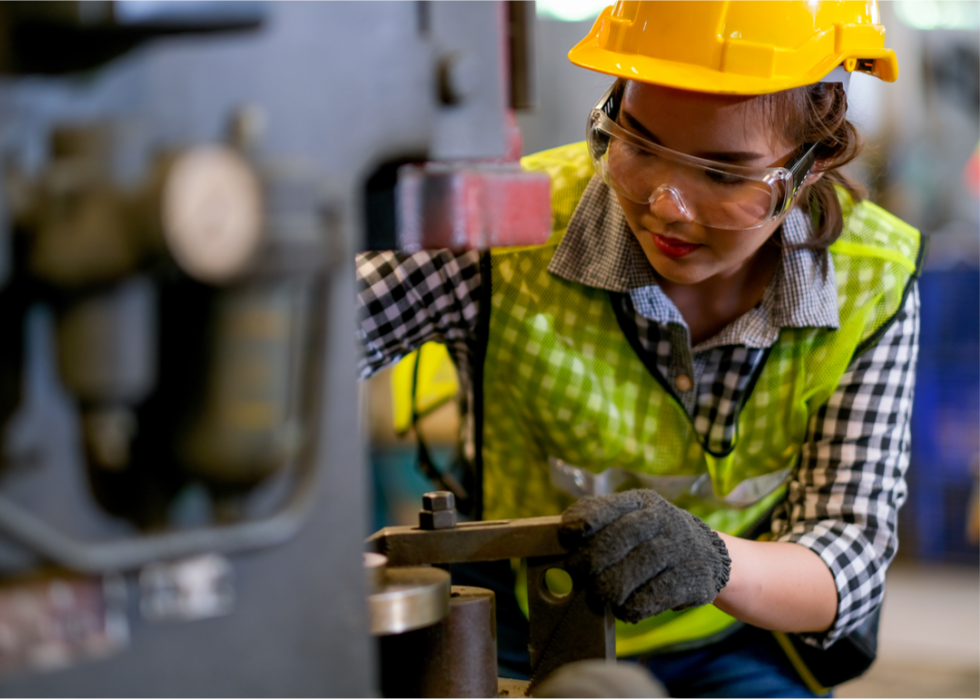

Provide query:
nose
left=647, top=185, right=694, bottom=224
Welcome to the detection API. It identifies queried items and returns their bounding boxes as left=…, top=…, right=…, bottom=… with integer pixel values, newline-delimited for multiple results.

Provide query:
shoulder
left=834, top=189, right=922, bottom=263
left=827, top=190, right=923, bottom=349
left=522, top=143, right=596, bottom=239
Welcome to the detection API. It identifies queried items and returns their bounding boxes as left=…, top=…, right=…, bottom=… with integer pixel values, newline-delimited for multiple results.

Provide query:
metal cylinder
left=369, top=566, right=450, bottom=636
left=379, top=585, right=497, bottom=698
left=55, top=276, right=157, bottom=404
left=177, top=277, right=312, bottom=488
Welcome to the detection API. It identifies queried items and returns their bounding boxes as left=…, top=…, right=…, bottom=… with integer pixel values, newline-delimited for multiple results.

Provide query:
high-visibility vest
left=478, top=142, right=921, bottom=655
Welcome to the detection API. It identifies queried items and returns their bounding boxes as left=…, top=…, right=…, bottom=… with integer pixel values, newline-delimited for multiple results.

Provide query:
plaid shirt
left=356, top=175, right=919, bottom=649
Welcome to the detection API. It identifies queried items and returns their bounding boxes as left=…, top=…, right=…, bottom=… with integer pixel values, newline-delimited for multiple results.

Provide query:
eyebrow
left=619, top=109, right=766, bottom=164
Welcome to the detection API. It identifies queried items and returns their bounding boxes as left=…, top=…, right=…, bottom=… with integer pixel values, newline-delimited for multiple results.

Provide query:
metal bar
left=507, top=0, right=535, bottom=110
left=367, top=516, right=566, bottom=566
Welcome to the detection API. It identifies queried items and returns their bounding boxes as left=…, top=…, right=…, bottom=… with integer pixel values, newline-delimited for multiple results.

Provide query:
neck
left=658, top=242, right=780, bottom=346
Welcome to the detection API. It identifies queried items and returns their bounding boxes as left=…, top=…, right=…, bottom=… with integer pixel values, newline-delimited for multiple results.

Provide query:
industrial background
left=0, top=0, right=971, bottom=697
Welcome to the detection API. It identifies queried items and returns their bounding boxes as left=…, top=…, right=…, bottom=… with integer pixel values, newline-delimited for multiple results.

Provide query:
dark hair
left=760, top=82, right=865, bottom=265
left=611, top=78, right=865, bottom=270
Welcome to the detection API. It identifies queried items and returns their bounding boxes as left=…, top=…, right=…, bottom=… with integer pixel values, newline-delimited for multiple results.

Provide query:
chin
left=642, top=250, right=712, bottom=286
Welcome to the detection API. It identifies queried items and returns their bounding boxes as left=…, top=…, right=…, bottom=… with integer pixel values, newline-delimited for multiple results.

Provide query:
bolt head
left=423, top=491, right=455, bottom=512
left=419, top=509, right=457, bottom=530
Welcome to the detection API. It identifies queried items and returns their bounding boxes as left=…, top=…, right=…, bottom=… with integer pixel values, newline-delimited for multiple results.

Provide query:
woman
left=357, top=2, right=920, bottom=696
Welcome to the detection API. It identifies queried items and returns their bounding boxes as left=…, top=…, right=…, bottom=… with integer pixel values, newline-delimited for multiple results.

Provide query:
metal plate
left=367, top=516, right=566, bottom=566
left=368, top=566, right=450, bottom=637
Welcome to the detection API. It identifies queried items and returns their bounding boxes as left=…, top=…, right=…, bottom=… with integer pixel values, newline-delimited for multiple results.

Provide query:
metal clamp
left=368, top=513, right=615, bottom=689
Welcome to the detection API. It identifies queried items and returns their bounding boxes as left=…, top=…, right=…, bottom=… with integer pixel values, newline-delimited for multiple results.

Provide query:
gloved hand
left=558, top=489, right=731, bottom=624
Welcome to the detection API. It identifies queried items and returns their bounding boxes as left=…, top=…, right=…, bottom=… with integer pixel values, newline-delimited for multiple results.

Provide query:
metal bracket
left=368, top=515, right=616, bottom=686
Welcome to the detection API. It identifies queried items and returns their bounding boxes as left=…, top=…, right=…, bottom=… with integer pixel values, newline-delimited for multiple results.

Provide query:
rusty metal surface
left=379, top=585, right=497, bottom=698
left=367, top=516, right=566, bottom=566
left=526, top=556, right=615, bottom=692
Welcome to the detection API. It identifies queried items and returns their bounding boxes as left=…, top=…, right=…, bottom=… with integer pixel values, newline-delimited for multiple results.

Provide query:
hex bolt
left=420, top=491, right=457, bottom=530
left=423, top=491, right=455, bottom=512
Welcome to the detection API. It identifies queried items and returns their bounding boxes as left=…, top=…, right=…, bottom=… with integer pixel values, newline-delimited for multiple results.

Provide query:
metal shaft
left=379, top=585, right=497, bottom=698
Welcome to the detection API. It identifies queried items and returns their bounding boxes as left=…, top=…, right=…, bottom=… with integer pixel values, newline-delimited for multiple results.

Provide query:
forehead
left=621, top=81, right=789, bottom=154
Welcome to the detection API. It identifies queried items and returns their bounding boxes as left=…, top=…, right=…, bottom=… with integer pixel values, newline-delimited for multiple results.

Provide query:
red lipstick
left=653, top=234, right=701, bottom=258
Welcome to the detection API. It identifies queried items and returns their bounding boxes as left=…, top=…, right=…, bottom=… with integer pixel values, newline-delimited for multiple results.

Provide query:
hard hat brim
left=568, top=35, right=898, bottom=95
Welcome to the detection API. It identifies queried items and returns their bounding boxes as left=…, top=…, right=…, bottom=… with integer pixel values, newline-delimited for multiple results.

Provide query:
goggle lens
left=587, top=104, right=816, bottom=231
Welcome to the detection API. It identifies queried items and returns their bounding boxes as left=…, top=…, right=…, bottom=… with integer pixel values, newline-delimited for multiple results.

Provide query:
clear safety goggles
left=587, top=86, right=819, bottom=231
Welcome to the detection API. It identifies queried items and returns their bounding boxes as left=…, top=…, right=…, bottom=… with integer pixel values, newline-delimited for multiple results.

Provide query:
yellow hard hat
left=568, top=0, right=899, bottom=95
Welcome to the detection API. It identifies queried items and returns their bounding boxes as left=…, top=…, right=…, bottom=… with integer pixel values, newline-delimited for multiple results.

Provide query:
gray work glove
left=558, top=489, right=731, bottom=624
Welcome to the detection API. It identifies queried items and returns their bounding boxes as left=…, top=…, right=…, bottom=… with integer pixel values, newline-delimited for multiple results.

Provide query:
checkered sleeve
left=770, top=283, right=920, bottom=648
left=355, top=249, right=482, bottom=380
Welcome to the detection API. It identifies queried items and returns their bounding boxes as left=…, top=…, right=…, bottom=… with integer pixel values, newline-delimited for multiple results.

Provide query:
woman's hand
left=558, top=489, right=839, bottom=633
left=558, top=490, right=731, bottom=623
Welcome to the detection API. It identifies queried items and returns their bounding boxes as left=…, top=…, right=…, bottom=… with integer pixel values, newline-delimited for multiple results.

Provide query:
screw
left=419, top=491, right=457, bottom=530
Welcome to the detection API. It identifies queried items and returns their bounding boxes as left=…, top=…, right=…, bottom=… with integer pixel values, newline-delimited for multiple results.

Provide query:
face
left=614, top=81, right=801, bottom=286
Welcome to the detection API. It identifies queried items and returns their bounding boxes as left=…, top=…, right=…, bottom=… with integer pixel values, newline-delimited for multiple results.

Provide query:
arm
left=714, top=535, right=836, bottom=632
left=714, top=285, right=920, bottom=641
left=356, top=249, right=482, bottom=379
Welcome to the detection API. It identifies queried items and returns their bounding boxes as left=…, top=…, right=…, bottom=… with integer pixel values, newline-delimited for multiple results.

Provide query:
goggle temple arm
left=597, top=82, right=622, bottom=120
left=779, top=141, right=822, bottom=215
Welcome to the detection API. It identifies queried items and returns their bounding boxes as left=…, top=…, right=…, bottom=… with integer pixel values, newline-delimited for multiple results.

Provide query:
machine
left=0, top=2, right=556, bottom=695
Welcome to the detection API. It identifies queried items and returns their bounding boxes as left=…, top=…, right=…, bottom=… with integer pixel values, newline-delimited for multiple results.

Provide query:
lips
left=652, top=234, right=702, bottom=258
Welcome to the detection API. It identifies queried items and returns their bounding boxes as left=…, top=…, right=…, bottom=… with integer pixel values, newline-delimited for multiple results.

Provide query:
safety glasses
left=587, top=85, right=819, bottom=230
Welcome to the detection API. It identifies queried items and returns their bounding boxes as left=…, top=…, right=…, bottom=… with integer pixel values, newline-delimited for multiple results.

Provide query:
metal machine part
left=160, top=147, right=264, bottom=284
left=419, top=489, right=458, bottom=530
left=368, top=509, right=616, bottom=696
left=506, top=1, right=535, bottom=111
left=367, top=515, right=567, bottom=565
left=379, top=585, right=498, bottom=698
left=0, top=2, right=266, bottom=75
left=0, top=1, right=535, bottom=693
left=368, top=566, right=451, bottom=637
left=363, top=552, right=387, bottom=593
left=526, top=557, right=614, bottom=689
left=0, top=99, right=333, bottom=544
left=396, top=162, right=552, bottom=252
left=138, top=554, right=234, bottom=623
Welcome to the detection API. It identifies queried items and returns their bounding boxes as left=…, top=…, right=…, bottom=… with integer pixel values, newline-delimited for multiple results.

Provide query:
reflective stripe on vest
left=549, top=456, right=793, bottom=508
left=482, top=142, right=921, bottom=655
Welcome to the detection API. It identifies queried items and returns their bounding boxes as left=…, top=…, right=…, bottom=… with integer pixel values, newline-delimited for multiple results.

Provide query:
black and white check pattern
left=356, top=248, right=482, bottom=387
left=355, top=175, right=918, bottom=649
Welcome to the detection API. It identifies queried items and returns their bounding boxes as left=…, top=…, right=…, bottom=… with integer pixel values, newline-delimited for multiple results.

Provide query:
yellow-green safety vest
left=477, top=142, right=921, bottom=656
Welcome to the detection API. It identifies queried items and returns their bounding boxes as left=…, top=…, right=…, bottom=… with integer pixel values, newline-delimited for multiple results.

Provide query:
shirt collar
left=547, top=176, right=840, bottom=345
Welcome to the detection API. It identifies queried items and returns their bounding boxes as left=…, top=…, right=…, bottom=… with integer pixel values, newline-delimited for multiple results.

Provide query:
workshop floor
left=836, top=560, right=980, bottom=698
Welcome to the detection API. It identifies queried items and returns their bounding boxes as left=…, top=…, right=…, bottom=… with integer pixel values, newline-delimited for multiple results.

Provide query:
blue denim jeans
left=637, top=623, right=830, bottom=698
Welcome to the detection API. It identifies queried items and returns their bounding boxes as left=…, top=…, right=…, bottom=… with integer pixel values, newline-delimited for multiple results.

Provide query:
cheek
left=706, top=225, right=778, bottom=260
left=618, top=199, right=646, bottom=230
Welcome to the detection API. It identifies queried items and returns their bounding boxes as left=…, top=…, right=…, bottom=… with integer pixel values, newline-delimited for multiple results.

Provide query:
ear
left=803, top=160, right=828, bottom=186
left=803, top=171, right=825, bottom=186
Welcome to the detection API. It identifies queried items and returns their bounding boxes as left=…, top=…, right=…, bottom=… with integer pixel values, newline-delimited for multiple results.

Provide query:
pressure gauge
left=162, top=146, right=263, bottom=284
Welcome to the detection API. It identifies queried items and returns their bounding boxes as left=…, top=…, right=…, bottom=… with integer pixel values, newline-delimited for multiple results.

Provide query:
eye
left=705, top=168, right=743, bottom=186
left=622, top=140, right=656, bottom=159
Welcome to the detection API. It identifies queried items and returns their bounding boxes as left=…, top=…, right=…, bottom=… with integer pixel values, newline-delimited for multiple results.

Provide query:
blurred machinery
left=0, top=1, right=553, bottom=695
